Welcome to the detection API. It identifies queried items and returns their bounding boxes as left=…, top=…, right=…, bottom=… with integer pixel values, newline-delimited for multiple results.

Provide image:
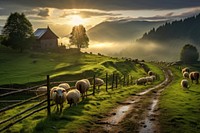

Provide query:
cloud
left=60, top=10, right=121, bottom=18
left=134, top=9, right=200, bottom=21
left=1, top=0, right=200, bottom=11
left=37, top=8, right=49, bottom=17
left=79, top=11, right=121, bottom=18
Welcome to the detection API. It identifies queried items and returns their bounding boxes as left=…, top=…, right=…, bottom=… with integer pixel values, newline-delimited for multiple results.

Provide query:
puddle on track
left=140, top=99, right=158, bottom=133
left=109, top=105, right=131, bottom=125
left=100, top=69, right=172, bottom=132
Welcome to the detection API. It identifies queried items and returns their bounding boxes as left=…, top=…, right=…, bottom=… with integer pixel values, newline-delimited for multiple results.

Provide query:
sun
left=69, top=15, right=85, bottom=26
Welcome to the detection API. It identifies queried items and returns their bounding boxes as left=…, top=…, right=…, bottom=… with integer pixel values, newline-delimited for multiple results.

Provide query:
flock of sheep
left=135, top=70, right=157, bottom=85
left=35, top=78, right=104, bottom=113
left=181, top=67, right=200, bottom=89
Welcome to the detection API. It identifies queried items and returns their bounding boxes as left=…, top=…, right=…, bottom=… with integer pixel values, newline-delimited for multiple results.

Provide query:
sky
left=1, top=0, right=200, bottom=38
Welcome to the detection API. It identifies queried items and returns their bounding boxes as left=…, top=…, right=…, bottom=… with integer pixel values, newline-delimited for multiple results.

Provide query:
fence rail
left=0, top=72, right=135, bottom=132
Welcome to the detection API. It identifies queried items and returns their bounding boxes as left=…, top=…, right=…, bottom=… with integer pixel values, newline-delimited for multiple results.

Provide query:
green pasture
left=159, top=64, right=200, bottom=133
left=0, top=45, right=164, bottom=133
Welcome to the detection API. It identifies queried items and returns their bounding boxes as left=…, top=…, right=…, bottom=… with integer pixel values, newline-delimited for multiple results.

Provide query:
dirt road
left=89, top=67, right=173, bottom=133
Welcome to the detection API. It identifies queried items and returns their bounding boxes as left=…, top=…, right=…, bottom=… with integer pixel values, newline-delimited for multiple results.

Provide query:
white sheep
left=136, top=77, right=147, bottom=85
left=148, top=71, right=154, bottom=76
left=66, top=89, right=81, bottom=107
left=183, top=72, right=189, bottom=79
left=149, top=75, right=156, bottom=81
left=182, top=67, right=190, bottom=74
left=35, top=86, right=47, bottom=100
left=58, top=83, right=71, bottom=92
left=145, top=76, right=154, bottom=84
left=75, top=79, right=90, bottom=99
left=181, top=79, right=189, bottom=89
left=50, top=86, right=67, bottom=113
left=94, top=78, right=104, bottom=91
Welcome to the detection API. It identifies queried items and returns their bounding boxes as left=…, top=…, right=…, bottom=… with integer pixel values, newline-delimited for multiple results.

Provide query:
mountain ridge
left=87, top=20, right=165, bottom=42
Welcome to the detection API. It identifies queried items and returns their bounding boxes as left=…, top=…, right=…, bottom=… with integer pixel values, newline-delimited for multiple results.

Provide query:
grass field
left=159, top=64, right=200, bottom=133
left=0, top=45, right=165, bottom=133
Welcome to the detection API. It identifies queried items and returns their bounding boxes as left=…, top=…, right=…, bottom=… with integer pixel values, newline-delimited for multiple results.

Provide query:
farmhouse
left=34, top=26, right=58, bottom=49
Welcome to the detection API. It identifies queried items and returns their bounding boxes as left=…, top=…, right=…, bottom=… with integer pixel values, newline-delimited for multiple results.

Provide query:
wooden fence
left=0, top=73, right=135, bottom=132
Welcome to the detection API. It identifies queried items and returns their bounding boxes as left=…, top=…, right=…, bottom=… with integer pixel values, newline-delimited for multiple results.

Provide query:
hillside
left=138, top=13, right=200, bottom=45
left=88, top=20, right=164, bottom=42
left=0, top=45, right=166, bottom=133
left=0, top=45, right=148, bottom=86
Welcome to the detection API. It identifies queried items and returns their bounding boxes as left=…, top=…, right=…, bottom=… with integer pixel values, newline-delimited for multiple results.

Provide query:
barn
left=34, top=26, right=59, bottom=49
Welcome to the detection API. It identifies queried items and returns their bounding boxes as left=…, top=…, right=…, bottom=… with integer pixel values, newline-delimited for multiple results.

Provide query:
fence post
left=131, top=76, right=133, bottom=85
left=123, top=75, right=126, bottom=86
left=106, top=73, right=108, bottom=92
left=112, top=73, right=114, bottom=90
left=127, top=75, right=129, bottom=86
left=93, top=75, right=96, bottom=96
left=116, top=74, right=118, bottom=88
left=47, top=75, right=51, bottom=116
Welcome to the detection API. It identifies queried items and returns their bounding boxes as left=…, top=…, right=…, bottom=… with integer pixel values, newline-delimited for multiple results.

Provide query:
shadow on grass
left=187, top=89, right=200, bottom=95
left=32, top=99, right=89, bottom=133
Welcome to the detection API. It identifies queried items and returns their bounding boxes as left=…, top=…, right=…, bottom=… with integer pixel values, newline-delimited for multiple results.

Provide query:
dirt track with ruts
left=89, top=67, right=173, bottom=133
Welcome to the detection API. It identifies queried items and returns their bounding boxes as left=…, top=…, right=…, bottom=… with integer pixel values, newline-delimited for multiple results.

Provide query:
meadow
left=0, top=45, right=165, bottom=132
left=159, top=64, right=200, bottom=133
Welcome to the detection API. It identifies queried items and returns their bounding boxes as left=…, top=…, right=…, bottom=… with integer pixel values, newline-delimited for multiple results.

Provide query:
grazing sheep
left=58, top=83, right=71, bottom=92
left=136, top=77, right=147, bottom=85
left=148, top=71, right=154, bottom=76
left=75, top=79, right=90, bottom=99
left=182, top=67, right=190, bottom=74
left=145, top=76, right=154, bottom=84
left=181, top=79, right=189, bottom=89
left=66, top=89, right=81, bottom=107
left=183, top=72, right=189, bottom=79
left=189, top=71, right=200, bottom=84
left=149, top=75, right=156, bottom=81
left=50, top=87, right=67, bottom=113
left=35, top=86, right=47, bottom=100
left=94, top=78, right=104, bottom=91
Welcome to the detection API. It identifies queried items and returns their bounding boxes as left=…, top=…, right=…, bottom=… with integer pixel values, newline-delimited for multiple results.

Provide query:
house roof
left=34, top=27, right=59, bottom=39
left=34, top=28, right=47, bottom=39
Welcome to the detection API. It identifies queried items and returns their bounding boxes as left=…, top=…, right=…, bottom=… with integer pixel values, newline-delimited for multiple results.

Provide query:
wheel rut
left=89, top=67, right=173, bottom=133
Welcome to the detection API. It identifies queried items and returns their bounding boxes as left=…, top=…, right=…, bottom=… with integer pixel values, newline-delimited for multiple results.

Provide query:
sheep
left=50, top=86, right=67, bottom=113
left=149, top=75, right=156, bottom=81
left=145, top=76, right=154, bottom=84
left=94, top=78, right=104, bottom=91
left=35, top=86, right=47, bottom=100
left=189, top=71, right=200, bottom=84
left=58, top=83, right=71, bottom=92
left=148, top=71, right=154, bottom=76
left=183, top=72, right=189, bottom=79
left=181, top=79, right=189, bottom=89
left=66, top=89, right=81, bottom=107
left=182, top=67, right=190, bottom=74
left=75, top=79, right=90, bottom=99
left=136, top=77, right=147, bottom=85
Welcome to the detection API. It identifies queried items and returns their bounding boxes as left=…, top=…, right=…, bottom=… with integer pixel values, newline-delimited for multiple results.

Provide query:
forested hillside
left=138, top=14, right=200, bottom=45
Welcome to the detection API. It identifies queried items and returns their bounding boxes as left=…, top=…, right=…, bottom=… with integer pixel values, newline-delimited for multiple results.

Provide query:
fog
left=83, top=39, right=200, bottom=62
left=59, top=36, right=200, bottom=62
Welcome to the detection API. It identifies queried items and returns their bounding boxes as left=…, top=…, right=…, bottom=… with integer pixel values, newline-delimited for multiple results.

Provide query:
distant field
left=159, top=64, right=200, bottom=133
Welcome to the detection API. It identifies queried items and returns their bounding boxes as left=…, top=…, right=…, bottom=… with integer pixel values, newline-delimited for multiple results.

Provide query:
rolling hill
left=88, top=20, right=164, bottom=42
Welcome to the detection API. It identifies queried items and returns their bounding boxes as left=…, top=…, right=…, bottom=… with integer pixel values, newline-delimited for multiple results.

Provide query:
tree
left=180, top=44, right=199, bottom=64
left=69, top=25, right=89, bottom=49
left=2, top=12, right=34, bottom=52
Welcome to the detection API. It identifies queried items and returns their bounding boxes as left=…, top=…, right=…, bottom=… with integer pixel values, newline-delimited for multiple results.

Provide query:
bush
left=180, top=44, right=199, bottom=64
